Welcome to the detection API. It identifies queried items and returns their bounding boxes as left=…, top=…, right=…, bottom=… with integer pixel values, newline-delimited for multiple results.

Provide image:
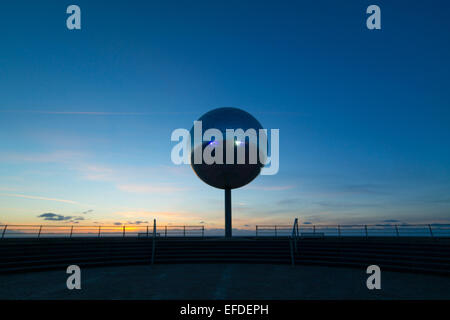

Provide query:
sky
left=0, top=0, right=449, bottom=231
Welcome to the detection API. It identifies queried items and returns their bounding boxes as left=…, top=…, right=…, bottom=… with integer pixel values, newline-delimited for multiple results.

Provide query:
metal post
left=225, top=188, right=232, bottom=238
left=428, top=224, right=434, bottom=238
left=275, top=226, right=277, bottom=237
left=183, top=225, right=186, bottom=237
left=202, top=226, right=204, bottom=238
left=151, top=219, right=156, bottom=264
left=70, top=226, right=73, bottom=238
left=256, top=226, right=258, bottom=238
left=146, top=225, right=149, bottom=238
left=98, top=226, right=101, bottom=238
left=296, top=222, right=299, bottom=238
left=395, top=225, right=399, bottom=237
left=2, top=225, right=7, bottom=239
left=38, top=225, right=42, bottom=238
left=165, top=226, right=167, bottom=237
left=293, top=218, right=298, bottom=253
left=313, top=225, right=316, bottom=234
left=123, top=225, right=126, bottom=238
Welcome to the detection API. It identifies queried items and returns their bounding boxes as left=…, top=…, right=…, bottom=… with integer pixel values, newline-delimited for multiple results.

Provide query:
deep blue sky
left=0, top=1, right=449, bottom=228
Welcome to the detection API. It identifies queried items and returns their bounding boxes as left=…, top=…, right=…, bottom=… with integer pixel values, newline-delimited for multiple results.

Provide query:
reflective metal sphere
left=190, top=107, right=266, bottom=189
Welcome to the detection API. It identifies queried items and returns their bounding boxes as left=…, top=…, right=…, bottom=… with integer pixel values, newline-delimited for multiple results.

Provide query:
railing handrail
left=0, top=224, right=204, bottom=228
left=0, top=223, right=206, bottom=239
left=3, top=223, right=450, bottom=230
left=255, top=223, right=450, bottom=228
left=254, top=223, right=450, bottom=239
left=2, top=223, right=450, bottom=239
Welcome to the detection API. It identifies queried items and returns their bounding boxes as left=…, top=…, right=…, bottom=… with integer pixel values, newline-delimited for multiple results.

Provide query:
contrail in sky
left=0, top=193, right=78, bottom=204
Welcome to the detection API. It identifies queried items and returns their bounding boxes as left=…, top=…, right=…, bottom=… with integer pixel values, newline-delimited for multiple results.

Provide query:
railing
left=0, top=224, right=205, bottom=239
left=255, top=224, right=450, bottom=238
left=289, top=218, right=299, bottom=265
left=2, top=223, right=450, bottom=239
left=256, top=225, right=293, bottom=237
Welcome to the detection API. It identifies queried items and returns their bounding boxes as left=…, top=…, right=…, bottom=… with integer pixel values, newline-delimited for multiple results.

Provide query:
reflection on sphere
left=190, top=107, right=266, bottom=189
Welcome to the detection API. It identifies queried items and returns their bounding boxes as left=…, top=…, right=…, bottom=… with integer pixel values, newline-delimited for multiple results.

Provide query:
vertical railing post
left=395, top=225, right=399, bottom=237
left=256, top=226, right=258, bottom=238
left=183, top=226, right=186, bottom=237
left=292, top=218, right=298, bottom=253
left=146, top=225, right=149, bottom=238
left=428, top=224, right=434, bottom=238
left=37, top=225, right=42, bottom=239
left=165, top=226, right=167, bottom=237
left=123, top=225, right=126, bottom=238
left=202, top=226, right=204, bottom=238
left=2, top=225, right=7, bottom=239
left=70, top=226, right=74, bottom=238
left=151, top=219, right=156, bottom=264
left=275, top=226, right=277, bottom=237
left=365, top=225, right=368, bottom=238
left=296, top=222, right=299, bottom=239
left=98, top=226, right=101, bottom=238
left=313, top=225, right=316, bottom=234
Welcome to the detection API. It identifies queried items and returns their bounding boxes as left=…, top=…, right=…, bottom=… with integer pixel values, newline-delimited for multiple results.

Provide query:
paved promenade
left=1, top=264, right=449, bottom=299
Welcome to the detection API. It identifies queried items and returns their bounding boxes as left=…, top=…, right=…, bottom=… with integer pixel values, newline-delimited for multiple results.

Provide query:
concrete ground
left=0, top=264, right=449, bottom=300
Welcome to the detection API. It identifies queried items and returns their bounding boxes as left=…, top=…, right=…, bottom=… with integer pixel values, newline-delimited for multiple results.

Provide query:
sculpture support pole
left=225, top=188, right=232, bottom=238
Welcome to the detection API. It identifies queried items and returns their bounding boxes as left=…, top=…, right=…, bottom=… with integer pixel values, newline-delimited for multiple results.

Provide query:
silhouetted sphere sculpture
left=190, top=107, right=266, bottom=189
